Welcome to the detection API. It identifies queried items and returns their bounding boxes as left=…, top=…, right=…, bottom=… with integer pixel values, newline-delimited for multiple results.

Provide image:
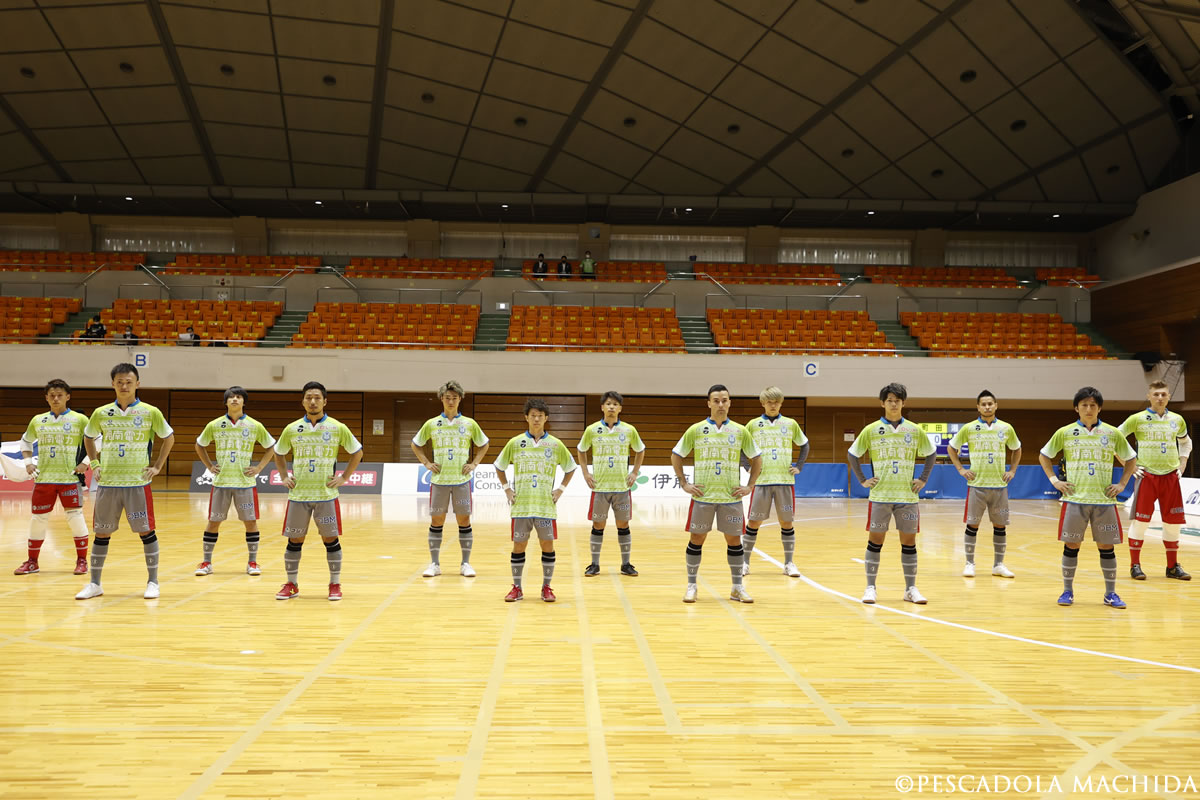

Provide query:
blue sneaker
left=1103, top=591, right=1126, bottom=609
left=1057, top=589, right=1074, bottom=606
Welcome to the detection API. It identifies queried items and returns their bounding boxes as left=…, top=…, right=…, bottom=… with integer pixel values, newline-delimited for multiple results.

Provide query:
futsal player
left=741, top=386, right=809, bottom=578
left=577, top=390, right=645, bottom=576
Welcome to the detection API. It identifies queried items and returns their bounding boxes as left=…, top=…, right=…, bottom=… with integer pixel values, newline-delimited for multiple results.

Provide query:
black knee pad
left=287, top=541, right=303, bottom=552
left=324, top=539, right=341, bottom=552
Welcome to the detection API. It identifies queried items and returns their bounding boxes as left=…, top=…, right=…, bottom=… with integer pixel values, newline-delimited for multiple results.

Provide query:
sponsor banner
left=188, top=461, right=384, bottom=494
left=381, top=463, right=697, bottom=497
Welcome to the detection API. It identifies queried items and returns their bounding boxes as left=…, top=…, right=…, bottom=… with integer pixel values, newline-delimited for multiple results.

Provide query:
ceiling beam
left=0, top=96, right=70, bottom=182
left=720, top=0, right=974, bottom=195
left=144, top=0, right=224, bottom=185
left=524, top=0, right=655, bottom=192
left=364, top=0, right=396, bottom=190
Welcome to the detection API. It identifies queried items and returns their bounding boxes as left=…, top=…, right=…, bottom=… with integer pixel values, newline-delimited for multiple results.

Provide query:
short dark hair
left=707, top=384, right=729, bottom=398
left=1073, top=386, right=1103, bottom=407
left=302, top=380, right=327, bottom=398
left=976, top=389, right=996, bottom=404
left=524, top=397, right=550, bottom=416
left=600, top=390, right=624, bottom=406
left=44, top=378, right=71, bottom=395
left=111, top=362, right=139, bottom=380
left=879, top=382, right=907, bottom=402
left=537, top=253, right=544, bottom=258
left=224, top=386, right=249, bottom=402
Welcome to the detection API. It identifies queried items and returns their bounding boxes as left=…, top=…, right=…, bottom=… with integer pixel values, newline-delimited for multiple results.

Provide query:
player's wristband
left=23, top=457, right=33, bottom=466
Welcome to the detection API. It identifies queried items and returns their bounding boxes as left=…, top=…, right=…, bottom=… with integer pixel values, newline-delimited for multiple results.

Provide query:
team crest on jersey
left=544, top=447, right=554, bottom=460
left=322, top=430, right=332, bottom=442
left=1100, top=435, right=1109, bottom=446
left=133, top=416, right=143, bottom=427
left=1170, top=420, right=1179, bottom=430
left=242, top=428, right=251, bottom=438
left=458, top=424, right=466, bottom=434
left=62, top=422, right=72, bottom=432
left=727, top=433, right=737, bottom=445
left=618, top=432, right=626, bottom=443
left=904, top=432, right=913, bottom=444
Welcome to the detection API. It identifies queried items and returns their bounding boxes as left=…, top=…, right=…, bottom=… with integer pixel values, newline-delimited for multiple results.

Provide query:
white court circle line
left=750, top=549, right=1200, bottom=675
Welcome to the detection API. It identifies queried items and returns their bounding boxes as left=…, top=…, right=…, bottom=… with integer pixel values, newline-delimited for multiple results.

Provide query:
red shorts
left=1130, top=472, right=1186, bottom=524
left=31, top=482, right=83, bottom=514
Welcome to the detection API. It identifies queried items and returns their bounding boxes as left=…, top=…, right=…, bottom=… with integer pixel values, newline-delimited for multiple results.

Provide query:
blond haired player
left=741, top=386, right=809, bottom=578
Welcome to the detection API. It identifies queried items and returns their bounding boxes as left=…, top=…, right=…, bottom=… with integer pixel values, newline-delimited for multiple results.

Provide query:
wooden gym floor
left=0, top=492, right=1197, bottom=799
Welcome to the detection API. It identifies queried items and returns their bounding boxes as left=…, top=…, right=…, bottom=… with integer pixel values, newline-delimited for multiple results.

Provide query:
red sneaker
left=328, top=583, right=342, bottom=601
left=246, top=561, right=261, bottom=576
left=73, top=558, right=88, bottom=575
left=275, top=582, right=299, bottom=600
left=541, top=584, right=556, bottom=603
left=503, top=584, right=523, bottom=602
left=13, top=560, right=39, bottom=576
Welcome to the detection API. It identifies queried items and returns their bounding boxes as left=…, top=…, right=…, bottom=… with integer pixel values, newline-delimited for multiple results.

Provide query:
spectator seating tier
left=79, top=299, right=281, bottom=346
left=0, top=296, right=83, bottom=343
left=707, top=309, right=896, bottom=356
left=866, top=266, right=1018, bottom=288
left=506, top=306, right=686, bottom=352
left=345, top=258, right=492, bottom=279
left=520, top=260, right=668, bottom=283
left=0, top=251, right=142, bottom=273
left=160, top=255, right=320, bottom=276
left=1035, top=267, right=1101, bottom=287
left=292, top=302, right=480, bottom=349
left=693, top=263, right=841, bottom=286
left=899, top=311, right=1108, bottom=358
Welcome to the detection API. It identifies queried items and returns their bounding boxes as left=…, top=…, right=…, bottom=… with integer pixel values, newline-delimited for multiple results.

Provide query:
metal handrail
left=138, top=263, right=171, bottom=296
left=895, top=294, right=1060, bottom=319
left=315, top=286, right=484, bottom=307
left=694, top=272, right=734, bottom=299
left=166, top=285, right=288, bottom=304
left=510, top=289, right=677, bottom=310
left=703, top=292, right=868, bottom=313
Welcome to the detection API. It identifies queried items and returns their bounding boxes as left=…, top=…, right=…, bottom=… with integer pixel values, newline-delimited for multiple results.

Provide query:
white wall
left=1095, top=171, right=1200, bottom=283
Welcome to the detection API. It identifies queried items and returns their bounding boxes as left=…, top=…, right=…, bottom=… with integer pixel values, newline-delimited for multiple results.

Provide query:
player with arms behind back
left=1118, top=379, right=1192, bottom=581
left=577, top=390, right=645, bottom=577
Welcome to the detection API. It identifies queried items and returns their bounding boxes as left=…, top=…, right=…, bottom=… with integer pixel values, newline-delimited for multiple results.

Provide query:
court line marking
left=701, top=576, right=851, bottom=730
left=177, top=569, right=424, bottom=800
left=1056, top=703, right=1200, bottom=793
left=454, top=602, right=519, bottom=800
left=569, top=532, right=614, bottom=800
left=752, top=548, right=1200, bottom=675
left=609, top=572, right=683, bottom=733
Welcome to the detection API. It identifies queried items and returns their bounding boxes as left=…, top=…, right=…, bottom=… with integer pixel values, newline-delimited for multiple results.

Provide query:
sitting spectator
left=531, top=253, right=548, bottom=277
left=117, top=326, right=139, bottom=345
left=178, top=325, right=201, bottom=347
left=579, top=250, right=596, bottom=280
left=557, top=255, right=572, bottom=277
left=83, top=316, right=107, bottom=341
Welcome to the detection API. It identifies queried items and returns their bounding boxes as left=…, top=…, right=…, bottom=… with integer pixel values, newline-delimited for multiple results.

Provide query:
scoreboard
left=917, top=422, right=966, bottom=457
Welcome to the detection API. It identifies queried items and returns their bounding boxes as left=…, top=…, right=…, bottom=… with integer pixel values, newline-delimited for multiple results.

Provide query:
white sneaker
left=75, top=582, right=103, bottom=600
left=861, top=585, right=877, bottom=604
left=992, top=563, right=1015, bottom=578
left=903, top=586, right=927, bottom=605
left=962, top=562, right=976, bottom=578
left=459, top=562, right=476, bottom=578
left=422, top=562, right=442, bottom=578
left=783, top=562, right=801, bottom=578
left=144, top=582, right=160, bottom=599
left=742, top=561, right=751, bottom=576
left=730, top=585, right=754, bottom=603
left=683, top=584, right=698, bottom=603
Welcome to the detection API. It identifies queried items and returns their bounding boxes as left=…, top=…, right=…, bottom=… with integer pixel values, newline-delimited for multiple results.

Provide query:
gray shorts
left=589, top=491, right=632, bottom=525
left=748, top=485, right=794, bottom=523
left=1057, top=503, right=1123, bottom=545
left=686, top=501, right=744, bottom=536
left=93, top=485, right=156, bottom=534
left=209, top=486, right=259, bottom=522
left=867, top=502, right=920, bottom=534
left=282, top=499, right=342, bottom=539
left=430, top=482, right=472, bottom=516
left=964, top=487, right=1009, bottom=527
left=512, top=517, right=557, bottom=542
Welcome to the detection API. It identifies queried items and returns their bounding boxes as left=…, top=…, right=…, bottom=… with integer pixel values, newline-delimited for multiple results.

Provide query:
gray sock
left=589, top=528, right=604, bottom=566
left=428, top=524, right=443, bottom=564
left=964, top=526, right=977, bottom=564
left=901, top=544, right=917, bottom=590
left=202, top=531, right=217, bottom=562
left=865, top=541, right=881, bottom=587
left=324, top=539, right=342, bottom=584
left=510, top=552, right=524, bottom=588
left=246, top=531, right=260, bottom=562
left=727, top=545, right=744, bottom=587
left=285, top=541, right=302, bottom=584
left=1062, top=546, right=1078, bottom=591
left=616, top=527, right=631, bottom=565
left=686, top=542, right=702, bottom=584
left=458, top=525, right=473, bottom=563
left=993, top=528, right=1007, bottom=566
left=140, top=532, right=159, bottom=583
left=741, top=528, right=758, bottom=567
left=1100, top=548, right=1116, bottom=593
left=542, top=551, right=555, bottom=585
left=90, top=536, right=110, bottom=584
left=781, top=527, right=795, bottom=563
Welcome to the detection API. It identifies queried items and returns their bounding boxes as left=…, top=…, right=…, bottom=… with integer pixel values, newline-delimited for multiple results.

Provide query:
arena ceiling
left=0, top=0, right=1187, bottom=231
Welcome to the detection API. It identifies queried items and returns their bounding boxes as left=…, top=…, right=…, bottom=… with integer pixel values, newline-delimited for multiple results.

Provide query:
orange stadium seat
left=520, top=260, right=668, bottom=283
left=901, top=312, right=1109, bottom=359
left=706, top=308, right=895, bottom=356
left=505, top=306, right=686, bottom=353
left=692, top=263, right=841, bottom=286
left=292, top=302, right=480, bottom=350
left=344, top=258, right=492, bottom=280
left=865, top=265, right=1018, bottom=289
left=0, top=296, right=81, bottom=343
left=75, top=299, right=281, bottom=346
left=159, top=254, right=321, bottom=277
left=0, top=250, right=143, bottom=273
